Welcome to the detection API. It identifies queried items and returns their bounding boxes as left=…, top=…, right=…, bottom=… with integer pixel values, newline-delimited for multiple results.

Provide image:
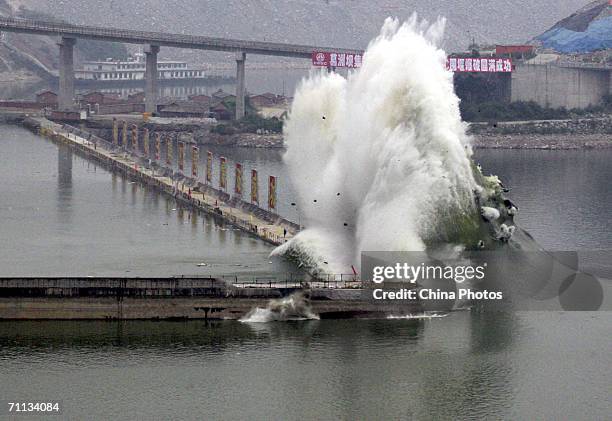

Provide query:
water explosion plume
left=273, top=16, right=478, bottom=274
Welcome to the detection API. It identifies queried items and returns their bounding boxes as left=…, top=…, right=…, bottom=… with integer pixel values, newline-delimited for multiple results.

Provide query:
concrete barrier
left=512, top=64, right=611, bottom=109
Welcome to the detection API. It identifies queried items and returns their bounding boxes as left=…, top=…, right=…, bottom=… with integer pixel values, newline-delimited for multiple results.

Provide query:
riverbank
left=31, top=112, right=609, bottom=150
left=217, top=132, right=612, bottom=150
left=204, top=117, right=612, bottom=149
left=471, top=133, right=612, bottom=149
left=221, top=131, right=612, bottom=150
left=5, top=111, right=611, bottom=151
left=205, top=132, right=284, bottom=148
left=469, top=116, right=612, bottom=149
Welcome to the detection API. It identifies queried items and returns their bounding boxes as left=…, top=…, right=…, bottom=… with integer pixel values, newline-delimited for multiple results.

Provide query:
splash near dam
left=2, top=17, right=606, bottom=320
left=271, top=16, right=607, bottom=314
left=275, top=16, right=481, bottom=273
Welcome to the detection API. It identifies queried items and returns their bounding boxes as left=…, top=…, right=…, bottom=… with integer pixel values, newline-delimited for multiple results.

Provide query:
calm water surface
left=0, top=125, right=610, bottom=420
left=0, top=125, right=295, bottom=278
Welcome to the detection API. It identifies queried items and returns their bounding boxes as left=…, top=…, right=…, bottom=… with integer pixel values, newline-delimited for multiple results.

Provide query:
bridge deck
left=0, top=16, right=363, bottom=58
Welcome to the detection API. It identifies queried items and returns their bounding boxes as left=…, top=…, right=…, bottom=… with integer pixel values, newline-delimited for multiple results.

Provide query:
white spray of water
left=273, top=16, right=477, bottom=273
left=239, top=292, right=320, bottom=323
left=386, top=313, right=449, bottom=320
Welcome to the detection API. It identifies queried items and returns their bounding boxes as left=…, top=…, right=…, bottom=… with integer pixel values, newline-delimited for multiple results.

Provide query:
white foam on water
left=273, top=15, right=476, bottom=273
left=239, top=292, right=320, bottom=323
left=386, top=312, right=449, bottom=320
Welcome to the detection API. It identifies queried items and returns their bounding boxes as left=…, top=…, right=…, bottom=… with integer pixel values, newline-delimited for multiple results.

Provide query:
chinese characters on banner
left=251, top=169, right=258, bottom=205
left=311, top=51, right=363, bottom=68
left=446, top=57, right=512, bottom=73
left=177, top=142, right=184, bottom=173
left=191, top=146, right=198, bottom=178
left=235, top=163, right=243, bottom=196
left=311, top=51, right=513, bottom=73
left=268, top=176, right=277, bottom=210
left=219, top=157, right=227, bottom=190
left=206, top=151, right=213, bottom=184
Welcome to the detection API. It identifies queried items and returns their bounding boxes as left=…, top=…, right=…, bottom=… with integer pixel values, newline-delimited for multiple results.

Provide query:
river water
left=0, top=124, right=610, bottom=419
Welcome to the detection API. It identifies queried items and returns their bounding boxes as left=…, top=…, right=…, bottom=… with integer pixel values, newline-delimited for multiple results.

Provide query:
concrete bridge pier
left=144, top=44, right=160, bottom=114
left=58, top=37, right=76, bottom=110
left=235, top=51, right=246, bottom=120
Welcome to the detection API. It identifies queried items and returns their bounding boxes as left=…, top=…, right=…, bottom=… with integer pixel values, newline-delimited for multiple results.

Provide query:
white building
left=75, top=53, right=208, bottom=81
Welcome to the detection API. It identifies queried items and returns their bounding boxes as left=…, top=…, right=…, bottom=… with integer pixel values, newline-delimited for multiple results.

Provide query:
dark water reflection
left=1, top=312, right=610, bottom=420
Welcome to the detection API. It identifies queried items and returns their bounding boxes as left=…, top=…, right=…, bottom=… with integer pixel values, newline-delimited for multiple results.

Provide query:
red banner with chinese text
left=446, top=57, right=512, bottom=72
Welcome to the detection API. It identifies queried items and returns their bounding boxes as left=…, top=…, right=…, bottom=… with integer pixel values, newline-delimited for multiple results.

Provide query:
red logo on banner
left=312, top=51, right=363, bottom=68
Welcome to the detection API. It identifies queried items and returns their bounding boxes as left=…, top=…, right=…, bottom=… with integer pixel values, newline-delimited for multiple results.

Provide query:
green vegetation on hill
left=210, top=97, right=283, bottom=135
left=211, top=114, right=283, bottom=135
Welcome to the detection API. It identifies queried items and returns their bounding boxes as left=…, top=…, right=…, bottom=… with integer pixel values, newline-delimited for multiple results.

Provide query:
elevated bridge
left=0, top=16, right=363, bottom=115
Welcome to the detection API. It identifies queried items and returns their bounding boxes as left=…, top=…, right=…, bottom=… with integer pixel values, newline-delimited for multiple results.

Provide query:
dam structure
left=25, top=117, right=297, bottom=246
left=0, top=118, right=396, bottom=321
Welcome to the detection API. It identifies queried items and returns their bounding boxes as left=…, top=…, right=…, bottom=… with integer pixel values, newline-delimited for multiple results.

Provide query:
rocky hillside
left=0, top=0, right=127, bottom=86
left=536, top=0, right=612, bottom=52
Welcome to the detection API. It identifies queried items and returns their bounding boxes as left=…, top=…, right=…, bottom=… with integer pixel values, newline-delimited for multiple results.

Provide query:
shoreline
left=471, top=133, right=612, bottom=150
left=199, top=132, right=612, bottom=150
left=3, top=111, right=611, bottom=150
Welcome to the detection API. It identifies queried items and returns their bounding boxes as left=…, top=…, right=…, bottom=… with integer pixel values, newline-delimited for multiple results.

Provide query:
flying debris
left=498, top=224, right=516, bottom=242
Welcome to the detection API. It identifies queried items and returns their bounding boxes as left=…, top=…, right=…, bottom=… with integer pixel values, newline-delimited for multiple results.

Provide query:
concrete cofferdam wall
left=511, top=64, right=611, bottom=109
